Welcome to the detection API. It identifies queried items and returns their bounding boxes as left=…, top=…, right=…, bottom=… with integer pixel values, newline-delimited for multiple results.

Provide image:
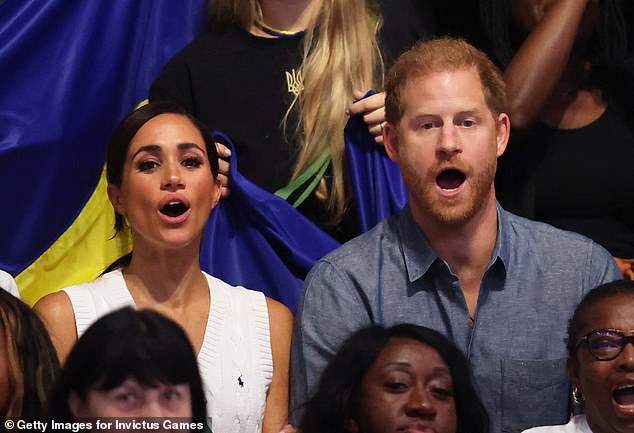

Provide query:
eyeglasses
left=574, top=329, right=634, bottom=361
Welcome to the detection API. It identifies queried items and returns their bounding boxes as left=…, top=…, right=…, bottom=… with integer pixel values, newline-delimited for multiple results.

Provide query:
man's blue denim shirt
left=291, top=203, right=621, bottom=433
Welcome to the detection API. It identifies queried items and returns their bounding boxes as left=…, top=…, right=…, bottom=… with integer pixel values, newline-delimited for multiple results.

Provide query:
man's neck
left=411, top=194, right=499, bottom=316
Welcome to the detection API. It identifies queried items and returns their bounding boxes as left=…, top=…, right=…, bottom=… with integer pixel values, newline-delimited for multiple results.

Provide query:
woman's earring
left=572, top=385, right=584, bottom=405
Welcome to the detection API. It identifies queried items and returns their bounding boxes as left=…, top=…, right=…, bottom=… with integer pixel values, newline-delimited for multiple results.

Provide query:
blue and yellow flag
left=0, top=1, right=408, bottom=310
left=0, top=0, right=207, bottom=305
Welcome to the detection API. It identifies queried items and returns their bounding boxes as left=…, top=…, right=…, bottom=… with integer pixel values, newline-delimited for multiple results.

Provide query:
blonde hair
left=210, top=0, right=383, bottom=225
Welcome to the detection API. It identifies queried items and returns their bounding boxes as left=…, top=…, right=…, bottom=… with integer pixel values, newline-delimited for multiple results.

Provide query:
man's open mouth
left=436, top=169, right=466, bottom=190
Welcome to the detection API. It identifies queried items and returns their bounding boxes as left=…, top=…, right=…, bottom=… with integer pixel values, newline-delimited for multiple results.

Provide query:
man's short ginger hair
left=385, top=37, right=507, bottom=123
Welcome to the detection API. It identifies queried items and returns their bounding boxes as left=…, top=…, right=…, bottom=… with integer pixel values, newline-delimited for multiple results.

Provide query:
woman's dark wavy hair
left=298, top=324, right=489, bottom=433
left=47, top=307, right=206, bottom=423
left=479, top=0, right=628, bottom=71
left=566, top=279, right=634, bottom=359
left=0, top=289, right=59, bottom=418
left=104, top=101, right=220, bottom=272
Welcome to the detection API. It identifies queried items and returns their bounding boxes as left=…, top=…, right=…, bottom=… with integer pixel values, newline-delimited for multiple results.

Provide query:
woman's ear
left=68, top=392, right=85, bottom=418
left=107, top=184, right=126, bottom=216
left=567, top=356, right=580, bottom=386
left=344, top=418, right=359, bottom=433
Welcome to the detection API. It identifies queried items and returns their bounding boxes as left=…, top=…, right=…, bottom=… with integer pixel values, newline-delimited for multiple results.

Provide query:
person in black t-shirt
left=480, top=0, right=634, bottom=277
left=150, top=0, right=434, bottom=242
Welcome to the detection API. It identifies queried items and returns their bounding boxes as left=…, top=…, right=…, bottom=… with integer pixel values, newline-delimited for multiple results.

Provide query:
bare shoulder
left=34, top=291, right=73, bottom=319
left=34, top=291, right=78, bottom=363
left=265, top=297, right=293, bottom=333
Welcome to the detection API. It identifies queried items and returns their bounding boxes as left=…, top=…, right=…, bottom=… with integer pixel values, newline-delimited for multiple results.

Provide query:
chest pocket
left=501, top=358, right=569, bottom=433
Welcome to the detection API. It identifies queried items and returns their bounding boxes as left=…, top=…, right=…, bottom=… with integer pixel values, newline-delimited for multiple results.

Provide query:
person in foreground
left=35, top=102, right=293, bottom=433
left=0, top=289, right=59, bottom=419
left=290, top=37, right=621, bottom=433
left=298, top=324, right=489, bottom=433
left=523, top=280, right=634, bottom=433
left=47, top=308, right=206, bottom=431
left=0, top=269, right=20, bottom=298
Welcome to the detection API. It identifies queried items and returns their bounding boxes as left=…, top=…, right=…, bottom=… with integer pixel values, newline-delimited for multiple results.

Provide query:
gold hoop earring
left=572, top=385, right=584, bottom=405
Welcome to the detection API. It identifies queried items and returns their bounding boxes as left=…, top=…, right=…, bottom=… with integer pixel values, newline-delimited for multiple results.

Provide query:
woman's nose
left=618, top=338, right=634, bottom=370
left=405, top=387, right=437, bottom=419
left=161, top=164, right=184, bottom=191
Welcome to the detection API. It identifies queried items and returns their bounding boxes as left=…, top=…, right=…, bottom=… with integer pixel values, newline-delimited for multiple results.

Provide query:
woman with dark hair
left=48, top=307, right=206, bottom=428
left=523, top=280, right=634, bottom=433
left=35, top=102, right=293, bottom=433
left=479, top=0, right=634, bottom=278
left=0, top=288, right=59, bottom=419
left=298, top=324, right=489, bottom=433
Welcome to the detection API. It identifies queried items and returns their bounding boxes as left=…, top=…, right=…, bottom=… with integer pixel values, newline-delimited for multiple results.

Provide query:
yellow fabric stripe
left=16, top=167, right=132, bottom=306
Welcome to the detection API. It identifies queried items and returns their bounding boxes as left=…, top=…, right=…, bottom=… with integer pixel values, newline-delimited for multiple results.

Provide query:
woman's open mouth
left=160, top=201, right=189, bottom=217
left=613, top=384, right=634, bottom=415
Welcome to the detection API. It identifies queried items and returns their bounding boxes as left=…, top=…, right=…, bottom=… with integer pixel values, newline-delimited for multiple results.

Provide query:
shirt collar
left=398, top=202, right=510, bottom=283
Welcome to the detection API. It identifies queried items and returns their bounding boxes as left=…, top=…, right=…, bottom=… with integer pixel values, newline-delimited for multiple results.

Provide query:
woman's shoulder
left=522, top=416, right=591, bottom=433
left=62, top=269, right=125, bottom=298
left=169, top=24, right=252, bottom=61
left=202, top=272, right=267, bottom=307
left=202, top=272, right=292, bottom=322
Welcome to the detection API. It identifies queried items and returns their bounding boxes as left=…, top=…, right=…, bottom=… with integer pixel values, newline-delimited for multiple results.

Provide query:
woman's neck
left=252, top=0, right=318, bottom=37
left=123, top=242, right=205, bottom=306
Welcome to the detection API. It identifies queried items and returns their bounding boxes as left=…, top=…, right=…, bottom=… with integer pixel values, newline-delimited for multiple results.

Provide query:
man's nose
left=437, top=125, right=461, bottom=157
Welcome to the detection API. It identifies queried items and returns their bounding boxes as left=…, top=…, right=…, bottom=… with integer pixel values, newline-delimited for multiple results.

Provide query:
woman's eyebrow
left=132, top=144, right=161, bottom=159
left=178, top=142, right=206, bottom=153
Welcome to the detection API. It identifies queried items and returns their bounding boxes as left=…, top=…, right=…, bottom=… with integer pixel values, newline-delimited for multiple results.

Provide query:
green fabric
left=275, top=152, right=331, bottom=208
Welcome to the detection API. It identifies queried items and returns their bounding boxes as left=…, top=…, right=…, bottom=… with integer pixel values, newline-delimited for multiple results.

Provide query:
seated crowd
left=1, top=1, right=633, bottom=433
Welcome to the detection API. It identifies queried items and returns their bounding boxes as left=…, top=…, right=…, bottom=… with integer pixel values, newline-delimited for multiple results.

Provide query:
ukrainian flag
left=0, top=0, right=207, bottom=305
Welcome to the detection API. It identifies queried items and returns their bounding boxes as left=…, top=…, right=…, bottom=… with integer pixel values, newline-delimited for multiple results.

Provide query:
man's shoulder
left=501, top=209, right=619, bottom=280
left=321, top=214, right=401, bottom=265
left=504, top=209, right=602, bottom=248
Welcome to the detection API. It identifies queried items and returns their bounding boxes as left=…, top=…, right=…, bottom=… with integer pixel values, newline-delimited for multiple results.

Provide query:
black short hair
left=298, top=324, right=489, bottom=433
left=566, top=279, right=634, bottom=358
left=48, top=307, right=206, bottom=423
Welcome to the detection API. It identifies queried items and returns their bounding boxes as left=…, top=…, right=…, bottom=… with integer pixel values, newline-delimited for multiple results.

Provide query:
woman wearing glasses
left=523, top=279, right=634, bottom=433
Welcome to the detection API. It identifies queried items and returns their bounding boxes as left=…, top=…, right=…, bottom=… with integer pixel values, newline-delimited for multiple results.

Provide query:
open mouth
left=436, top=169, right=466, bottom=190
left=613, top=385, right=634, bottom=407
left=160, top=201, right=189, bottom=218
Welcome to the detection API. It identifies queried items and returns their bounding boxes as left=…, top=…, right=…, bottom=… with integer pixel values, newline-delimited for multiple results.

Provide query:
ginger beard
left=403, top=156, right=497, bottom=228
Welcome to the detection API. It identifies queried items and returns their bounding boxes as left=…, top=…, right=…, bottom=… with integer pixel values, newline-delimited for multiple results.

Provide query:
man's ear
left=383, top=121, right=400, bottom=164
left=344, top=418, right=359, bottom=433
left=495, top=113, right=510, bottom=157
left=107, top=183, right=125, bottom=216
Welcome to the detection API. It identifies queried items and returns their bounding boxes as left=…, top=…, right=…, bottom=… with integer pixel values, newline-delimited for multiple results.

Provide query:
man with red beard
left=290, top=38, right=622, bottom=433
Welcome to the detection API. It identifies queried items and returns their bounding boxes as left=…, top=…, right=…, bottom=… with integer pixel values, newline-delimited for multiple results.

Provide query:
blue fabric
left=0, top=0, right=408, bottom=312
left=344, top=92, right=408, bottom=232
left=291, top=204, right=621, bottom=432
left=201, top=132, right=340, bottom=313
left=0, top=0, right=207, bottom=275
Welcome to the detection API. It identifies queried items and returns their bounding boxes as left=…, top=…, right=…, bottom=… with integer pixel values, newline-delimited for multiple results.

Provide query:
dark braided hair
left=479, top=0, right=628, bottom=71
